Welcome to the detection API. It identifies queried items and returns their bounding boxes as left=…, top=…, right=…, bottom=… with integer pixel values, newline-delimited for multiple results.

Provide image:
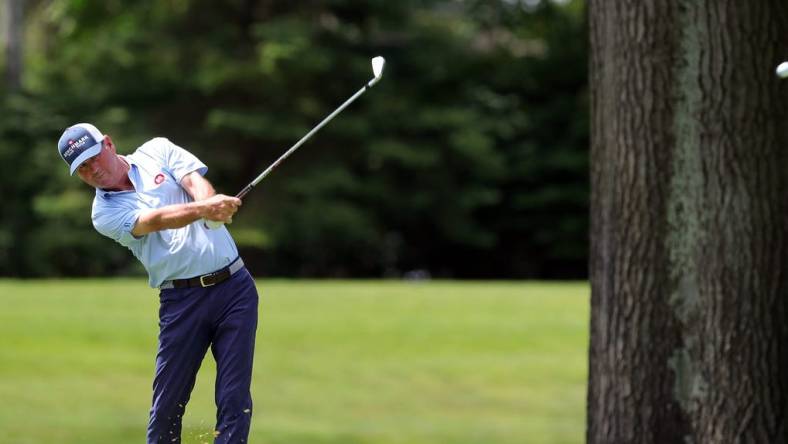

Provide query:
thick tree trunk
left=3, top=0, right=23, bottom=90
left=588, top=1, right=788, bottom=443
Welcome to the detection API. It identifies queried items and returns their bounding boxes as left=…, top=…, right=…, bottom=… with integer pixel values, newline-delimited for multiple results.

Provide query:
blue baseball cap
left=58, top=123, right=105, bottom=175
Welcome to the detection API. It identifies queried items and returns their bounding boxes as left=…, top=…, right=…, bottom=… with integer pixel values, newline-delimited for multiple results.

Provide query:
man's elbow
left=132, top=213, right=160, bottom=237
left=131, top=222, right=152, bottom=237
left=181, top=171, right=216, bottom=201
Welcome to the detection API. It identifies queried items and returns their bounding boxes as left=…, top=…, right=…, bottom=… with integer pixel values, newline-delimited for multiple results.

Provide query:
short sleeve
left=161, top=138, right=208, bottom=182
left=136, top=137, right=208, bottom=182
left=92, top=201, right=144, bottom=247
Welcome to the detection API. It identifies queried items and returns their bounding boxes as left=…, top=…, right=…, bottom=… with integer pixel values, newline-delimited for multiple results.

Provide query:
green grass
left=0, top=279, right=588, bottom=444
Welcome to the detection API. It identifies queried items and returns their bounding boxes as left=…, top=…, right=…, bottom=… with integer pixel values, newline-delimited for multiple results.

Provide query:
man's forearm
left=130, top=171, right=239, bottom=237
left=132, top=202, right=208, bottom=236
left=131, top=194, right=240, bottom=237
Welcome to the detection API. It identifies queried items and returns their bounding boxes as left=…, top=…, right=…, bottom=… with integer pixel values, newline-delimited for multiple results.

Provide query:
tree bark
left=588, top=1, right=788, bottom=443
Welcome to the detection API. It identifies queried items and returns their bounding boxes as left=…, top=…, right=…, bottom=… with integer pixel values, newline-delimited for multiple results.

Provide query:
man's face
left=75, top=138, right=122, bottom=189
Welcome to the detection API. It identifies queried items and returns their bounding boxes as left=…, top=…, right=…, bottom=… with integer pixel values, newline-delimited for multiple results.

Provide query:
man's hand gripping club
left=201, top=194, right=241, bottom=226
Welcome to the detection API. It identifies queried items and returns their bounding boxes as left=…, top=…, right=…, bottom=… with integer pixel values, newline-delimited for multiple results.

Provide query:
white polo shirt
left=92, top=137, right=239, bottom=288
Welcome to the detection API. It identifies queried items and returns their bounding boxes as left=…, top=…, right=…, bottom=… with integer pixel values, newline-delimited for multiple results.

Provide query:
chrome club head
left=368, top=56, right=386, bottom=87
left=372, top=56, right=386, bottom=78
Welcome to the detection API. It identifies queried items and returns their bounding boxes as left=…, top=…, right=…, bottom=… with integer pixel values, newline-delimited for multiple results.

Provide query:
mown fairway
left=0, top=280, right=588, bottom=444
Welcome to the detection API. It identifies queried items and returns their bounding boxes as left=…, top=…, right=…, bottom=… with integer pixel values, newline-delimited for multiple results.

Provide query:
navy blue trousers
left=147, top=266, right=258, bottom=444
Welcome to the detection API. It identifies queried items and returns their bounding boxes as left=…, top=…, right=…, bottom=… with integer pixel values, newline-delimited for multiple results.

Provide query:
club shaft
left=237, top=81, right=375, bottom=199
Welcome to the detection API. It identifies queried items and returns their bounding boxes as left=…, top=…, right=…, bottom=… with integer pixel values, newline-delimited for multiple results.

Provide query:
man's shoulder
left=91, top=193, right=118, bottom=227
left=135, top=137, right=172, bottom=154
left=139, top=137, right=171, bottom=149
left=127, top=137, right=172, bottom=164
left=90, top=191, right=141, bottom=241
left=91, top=189, right=133, bottom=213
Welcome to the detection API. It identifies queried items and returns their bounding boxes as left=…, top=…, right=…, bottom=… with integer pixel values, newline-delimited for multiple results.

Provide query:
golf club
left=205, top=56, right=386, bottom=229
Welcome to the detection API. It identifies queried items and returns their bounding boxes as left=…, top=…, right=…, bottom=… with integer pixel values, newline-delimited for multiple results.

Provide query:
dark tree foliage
left=0, top=0, right=587, bottom=278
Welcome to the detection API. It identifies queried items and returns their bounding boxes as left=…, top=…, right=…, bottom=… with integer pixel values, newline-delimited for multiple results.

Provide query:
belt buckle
left=199, top=274, right=216, bottom=287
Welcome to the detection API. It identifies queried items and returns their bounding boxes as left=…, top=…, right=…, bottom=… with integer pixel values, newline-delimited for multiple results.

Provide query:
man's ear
left=103, top=135, right=115, bottom=153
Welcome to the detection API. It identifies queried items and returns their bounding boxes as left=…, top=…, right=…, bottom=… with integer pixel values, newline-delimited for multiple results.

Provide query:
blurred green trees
left=0, top=0, right=587, bottom=278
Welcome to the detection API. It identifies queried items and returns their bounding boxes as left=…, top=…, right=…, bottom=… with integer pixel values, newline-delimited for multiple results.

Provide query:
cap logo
left=62, top=135, right=90, bottom=158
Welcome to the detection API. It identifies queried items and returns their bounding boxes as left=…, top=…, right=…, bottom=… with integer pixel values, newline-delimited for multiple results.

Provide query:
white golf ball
left=777, top=62, right=788, bottom=78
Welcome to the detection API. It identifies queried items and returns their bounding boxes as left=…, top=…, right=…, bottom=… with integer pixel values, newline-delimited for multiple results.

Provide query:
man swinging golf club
left=57, top=55, right=385, bottom=443
left=58, top=123, right=258, bottom=444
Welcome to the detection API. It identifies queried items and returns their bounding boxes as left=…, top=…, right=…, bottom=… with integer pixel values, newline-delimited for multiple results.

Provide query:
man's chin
left=89, top=179, right=109, bottom=190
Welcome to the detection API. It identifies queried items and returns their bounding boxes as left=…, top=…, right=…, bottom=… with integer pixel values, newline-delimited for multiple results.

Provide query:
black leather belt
left=160, top=258, right=244, bottom=289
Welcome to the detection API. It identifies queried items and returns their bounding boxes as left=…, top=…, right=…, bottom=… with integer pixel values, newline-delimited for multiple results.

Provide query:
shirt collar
left=97, top=157, right=138, bottom=198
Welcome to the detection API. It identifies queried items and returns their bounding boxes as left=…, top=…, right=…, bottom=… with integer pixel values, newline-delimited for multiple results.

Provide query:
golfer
left=57, top=123, right=258, bottom=444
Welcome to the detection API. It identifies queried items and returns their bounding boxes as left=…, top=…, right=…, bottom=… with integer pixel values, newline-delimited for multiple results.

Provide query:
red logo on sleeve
left=154, top=173, right=166, bottom=185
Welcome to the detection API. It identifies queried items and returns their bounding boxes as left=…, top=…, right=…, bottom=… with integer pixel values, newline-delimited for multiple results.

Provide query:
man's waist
left=159, top=257, right=244, bottom=289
